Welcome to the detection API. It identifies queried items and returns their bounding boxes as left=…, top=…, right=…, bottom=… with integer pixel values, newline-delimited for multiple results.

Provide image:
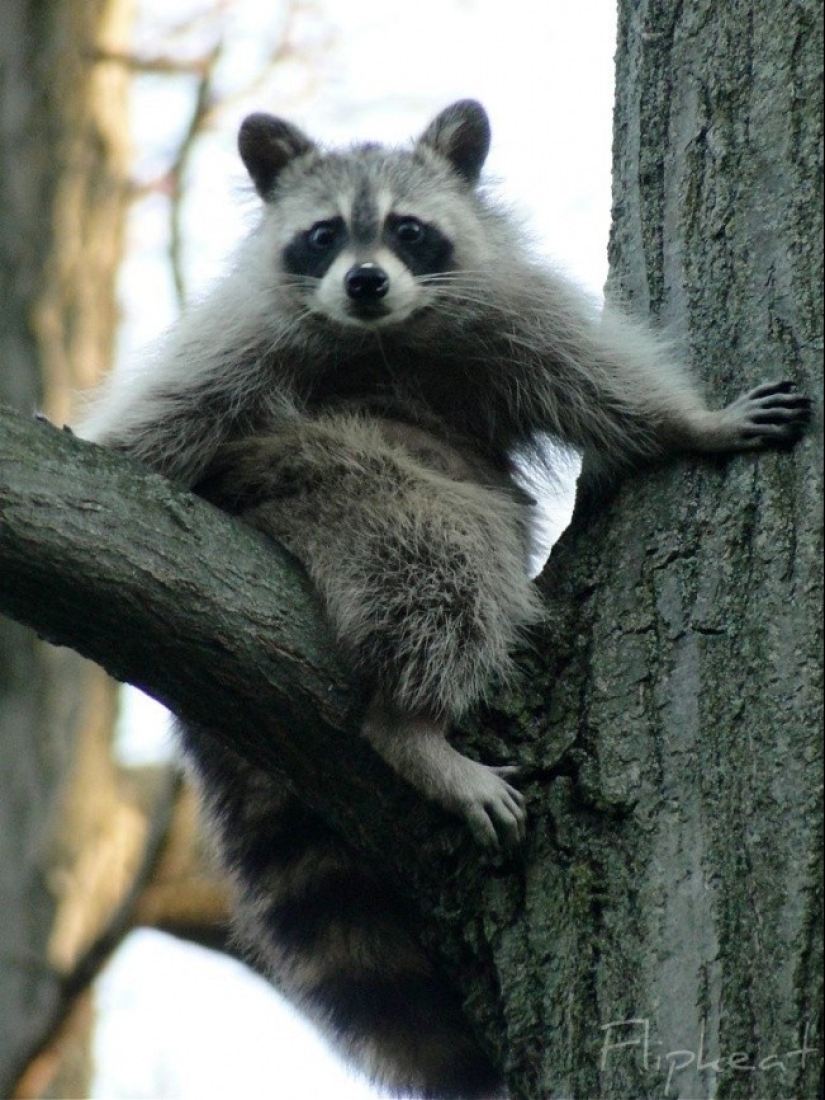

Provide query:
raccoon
left=80, top=100, right=811, bottom=1097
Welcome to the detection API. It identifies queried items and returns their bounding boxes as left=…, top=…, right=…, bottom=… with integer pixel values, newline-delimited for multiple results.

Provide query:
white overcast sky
left=93, top=1, right=618, bottom=1097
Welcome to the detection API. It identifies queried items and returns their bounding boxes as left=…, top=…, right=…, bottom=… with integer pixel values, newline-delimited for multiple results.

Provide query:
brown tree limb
left=167, top=41, right=223, bottom=308
left=0, top=400, right=561, bottom=1085
left=0, top=405, right=516, bottom=883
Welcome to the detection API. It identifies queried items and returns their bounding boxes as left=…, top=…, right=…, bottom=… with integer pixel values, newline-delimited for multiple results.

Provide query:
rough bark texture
left=0, top=3, right=191, bottom=1097
left=490, top=0, right=823, bottom=1096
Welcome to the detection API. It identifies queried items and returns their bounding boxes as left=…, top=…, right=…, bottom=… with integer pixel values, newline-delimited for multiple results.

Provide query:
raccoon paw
left=720, top=380, right=812, bottom=448
left=361, top=703, right=527, bottom=849
left=456, top=761, right=526, bottom=849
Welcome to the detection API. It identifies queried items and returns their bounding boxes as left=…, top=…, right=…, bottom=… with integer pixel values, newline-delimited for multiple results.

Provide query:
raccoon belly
left=230, top=414, right=541, bottom=717
left=177, top=721, right=505, bottom=1099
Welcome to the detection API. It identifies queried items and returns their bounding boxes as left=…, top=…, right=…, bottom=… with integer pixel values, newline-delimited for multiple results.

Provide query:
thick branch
left=0, top=404, right=484, bottom=886
left=2, top=400, right=544, bottom=1085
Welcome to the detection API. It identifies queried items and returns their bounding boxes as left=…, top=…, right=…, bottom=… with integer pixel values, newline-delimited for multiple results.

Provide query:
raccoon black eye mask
left=79, top=99, right=811, bottom=1099
left=282, top=210, right=453, bottom=323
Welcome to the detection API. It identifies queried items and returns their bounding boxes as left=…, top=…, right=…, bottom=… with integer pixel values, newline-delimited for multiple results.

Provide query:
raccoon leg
left=204, top=414, right=540, bottom=848
left=178, top=720, right=506, bottom=1099
left=323, top=488, right=534, bottom=848
left=279, top=483, right=536, bottom=848
left=362, top=700, right=526, bottom=849
left=585, top=378, right=812, bottom=483
left=546, top=301, right=813, bottom=466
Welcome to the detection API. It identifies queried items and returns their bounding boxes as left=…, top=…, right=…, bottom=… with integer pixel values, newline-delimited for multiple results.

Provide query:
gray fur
left=79, top=100, right=811, bottom=1097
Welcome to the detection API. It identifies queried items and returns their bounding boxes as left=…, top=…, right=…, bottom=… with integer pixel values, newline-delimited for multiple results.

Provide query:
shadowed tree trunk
left=0, top=4, right=134, bottom=1094
left=0, top=4, right=231, bottom=1098
left=510, top=0, right=822, bottom=1095
left=0, top=1, right=821, bottom=1099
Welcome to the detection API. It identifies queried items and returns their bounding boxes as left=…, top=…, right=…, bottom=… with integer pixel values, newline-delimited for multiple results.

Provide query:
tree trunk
left=503, top=0, right=822, bottom=1095
left=0, top=3, right=145, bottom=1096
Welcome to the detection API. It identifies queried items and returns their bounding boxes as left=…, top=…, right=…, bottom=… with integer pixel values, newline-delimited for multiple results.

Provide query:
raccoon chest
left=306, top=346, right=476, bottom=426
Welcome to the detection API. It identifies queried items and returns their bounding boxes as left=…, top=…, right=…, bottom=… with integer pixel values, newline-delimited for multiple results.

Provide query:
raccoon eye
left=394, top=217, right=425, bottom=244
left=307, top=221, right=340, bottom=251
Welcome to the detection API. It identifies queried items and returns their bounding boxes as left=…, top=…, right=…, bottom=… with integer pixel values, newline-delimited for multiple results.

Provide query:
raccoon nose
left=345, top=263, right=389, bottom=300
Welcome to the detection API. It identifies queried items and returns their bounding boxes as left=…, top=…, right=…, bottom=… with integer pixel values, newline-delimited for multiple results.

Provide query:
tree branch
left=0, top=403, right=509, bottom=890
left=3, top=400, right=547, bottom=1082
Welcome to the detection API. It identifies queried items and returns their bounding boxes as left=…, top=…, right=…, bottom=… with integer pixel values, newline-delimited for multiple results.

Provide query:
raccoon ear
left=238, top=113, right=316, bottom=198
left=417, top=100, right=491, bottom=185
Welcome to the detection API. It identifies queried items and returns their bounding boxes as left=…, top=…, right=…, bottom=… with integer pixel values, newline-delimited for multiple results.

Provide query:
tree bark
left=0, top=3, right=208, bottom=1097
left=506, top=0, right=823, bottom=1096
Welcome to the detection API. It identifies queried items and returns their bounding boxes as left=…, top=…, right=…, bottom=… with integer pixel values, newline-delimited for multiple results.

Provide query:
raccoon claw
left=362, top=708, right=528, bottom=848
left=725, top=380, right=812, bottom=447
left=460, top=763, right=526, bottom=849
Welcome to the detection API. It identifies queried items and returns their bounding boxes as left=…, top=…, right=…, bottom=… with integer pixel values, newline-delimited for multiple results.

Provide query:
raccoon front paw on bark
left=721, top=380, right=812, bottom=448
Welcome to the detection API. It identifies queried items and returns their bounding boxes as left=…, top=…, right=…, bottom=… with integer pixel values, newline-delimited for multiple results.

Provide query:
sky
left=93, top=1, right=618, bottom=1096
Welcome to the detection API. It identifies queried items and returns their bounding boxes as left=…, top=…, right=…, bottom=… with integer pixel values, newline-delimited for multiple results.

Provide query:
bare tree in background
left=0, top=2, right=821, bottom=1099
left=0, top=3, right=235, bottom=1096
left=1, top=4, right=140, bottom=1096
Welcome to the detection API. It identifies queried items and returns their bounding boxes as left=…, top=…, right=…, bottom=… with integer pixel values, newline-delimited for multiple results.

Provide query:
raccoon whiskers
left=418, top=277, right=562, bottom=349
left=416, top=274, right=506, bottom=315
left=262, top=310, right=313, bottom=352
left=280, top=274, right=322, bottom=290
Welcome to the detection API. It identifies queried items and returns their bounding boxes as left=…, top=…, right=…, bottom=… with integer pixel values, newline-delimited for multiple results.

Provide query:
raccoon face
left=239, top=101, right=492, bottom=330
left=280, top=205, right=455, bottom=328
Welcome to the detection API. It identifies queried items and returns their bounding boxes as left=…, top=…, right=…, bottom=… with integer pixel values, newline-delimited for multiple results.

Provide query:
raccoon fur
left=79, top=100, right=811, bottom=1098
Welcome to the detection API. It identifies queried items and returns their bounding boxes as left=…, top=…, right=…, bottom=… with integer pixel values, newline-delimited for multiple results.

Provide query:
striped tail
left=180, top=722, right=505, bottom=1099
